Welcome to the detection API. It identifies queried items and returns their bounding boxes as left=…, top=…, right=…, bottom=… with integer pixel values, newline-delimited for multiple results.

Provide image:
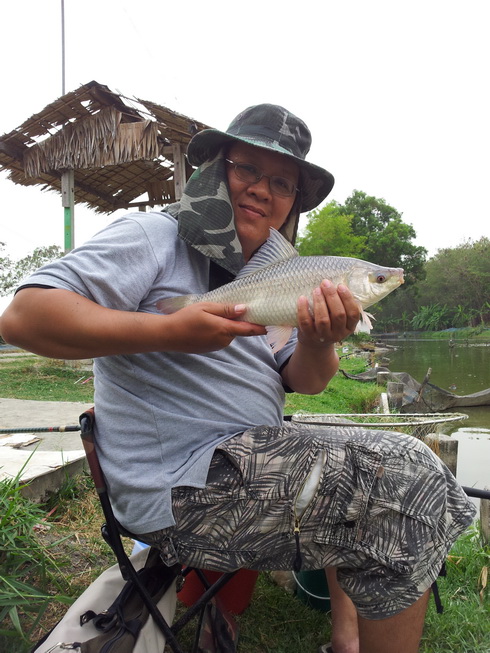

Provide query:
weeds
left=420, top=522, right=490, bottom=652
left=0, top=464, right=72, bottom=648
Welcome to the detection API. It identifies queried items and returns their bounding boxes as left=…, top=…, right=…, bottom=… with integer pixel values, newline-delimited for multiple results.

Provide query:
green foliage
left=0, top=468, right=71, bottom=644
left=410, top=303, right=453, bottom=331
left=0, top=244, right=63, bottom=297
left=375, top=237, right=490, bottom=332
left=338, top=190, right=428, bottom=285
left=418, top=237, right=490, bottom=326
left=296, top=203, right=365, bottom=257
left=420, top=522, right=490, bottom=652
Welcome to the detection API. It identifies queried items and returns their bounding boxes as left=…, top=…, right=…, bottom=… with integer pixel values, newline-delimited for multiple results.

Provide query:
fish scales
left=197, top=256, right=361, bottom=326
left=156, top=228, right=404, bottom=351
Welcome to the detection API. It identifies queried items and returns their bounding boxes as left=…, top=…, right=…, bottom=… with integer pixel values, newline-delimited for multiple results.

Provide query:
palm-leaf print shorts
left=140, top=423, right=476, bottom=619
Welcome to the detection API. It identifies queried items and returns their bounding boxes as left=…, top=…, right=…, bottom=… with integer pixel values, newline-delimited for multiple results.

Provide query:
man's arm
left=0, top=288, right=266, bottom=359
left=281, top=280, right=360, bottom=394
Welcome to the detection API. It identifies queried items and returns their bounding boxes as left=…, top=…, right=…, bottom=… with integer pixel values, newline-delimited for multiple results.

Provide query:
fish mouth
left=239, top=203, right=266, bottom=217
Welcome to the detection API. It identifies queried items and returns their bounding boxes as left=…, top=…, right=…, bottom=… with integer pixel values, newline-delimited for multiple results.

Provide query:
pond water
left=379, top=337, right=490, bottom=508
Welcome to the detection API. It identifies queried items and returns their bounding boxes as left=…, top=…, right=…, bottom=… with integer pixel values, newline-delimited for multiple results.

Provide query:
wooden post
left=387, top=382, right=404, bottom=410
left=61, top=170, right=75, bottom=252
left=423, top=434, right=459, bottom=477
left=379, top=393, right=390, bottom=414
left=171, top=143, right=187, bottom=200
left=377, top=371, right=389, bottom=386
left=415, top=367, right=432, bottom=404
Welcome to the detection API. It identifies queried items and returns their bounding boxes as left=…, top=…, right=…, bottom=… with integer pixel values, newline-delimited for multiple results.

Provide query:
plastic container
left=295, top=569, right=331, bottom=612
left=177, top=568, right=259, bottom=615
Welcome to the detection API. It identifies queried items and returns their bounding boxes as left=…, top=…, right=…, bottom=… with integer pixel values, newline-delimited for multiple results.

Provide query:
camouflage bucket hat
left=187, top=104, right=335, bottom=213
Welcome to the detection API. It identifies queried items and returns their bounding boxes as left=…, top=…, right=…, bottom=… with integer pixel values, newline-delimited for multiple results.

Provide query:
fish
left=156, top=228, right=404, bottom=352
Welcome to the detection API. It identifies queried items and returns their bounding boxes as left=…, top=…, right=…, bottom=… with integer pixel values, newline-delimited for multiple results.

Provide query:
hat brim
left=187, top=129, right=334, bottom=213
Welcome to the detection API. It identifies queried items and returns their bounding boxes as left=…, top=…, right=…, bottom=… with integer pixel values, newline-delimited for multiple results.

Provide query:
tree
left=338, top=190, right=427, bottom=284
left=417, top=237, right=490, bottom=325
left=0, top=242, right=14, bottom=296
left=296, top=202, right=365, bottom=257
left=410, top=304, right=452, bottom=331
left=375, top=237, right=490, bottom=331
left=0, top=245, right=63, bottom=296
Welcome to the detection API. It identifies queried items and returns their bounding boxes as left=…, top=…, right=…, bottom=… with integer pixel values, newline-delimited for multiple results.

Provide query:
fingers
left=297, top=280, right=360, bottom=347
left=336, top=284, right=362, bottom=331
left=200, top=302, right=246, bottom=320
left=218, top=303, right=267, bottom=337
left=174, top=301, right=266, bottom=353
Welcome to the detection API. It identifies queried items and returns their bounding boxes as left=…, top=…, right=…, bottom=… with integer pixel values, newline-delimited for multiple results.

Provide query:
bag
left=32, top=548, right=177, bottom=653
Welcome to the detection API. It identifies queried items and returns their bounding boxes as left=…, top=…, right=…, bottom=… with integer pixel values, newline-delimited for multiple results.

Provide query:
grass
left=0, top=465, right=74, bottom=651
left=419, top=524, right=490, bottom=652
left=285, top=353, right=380, bottom=415
left=0, top=347, right=489, bottom=652
left=0, top=357, right=94, bottom=402
left=0, top=350, right=375, bottom=411
left=0, top=472, right=118, bottom=653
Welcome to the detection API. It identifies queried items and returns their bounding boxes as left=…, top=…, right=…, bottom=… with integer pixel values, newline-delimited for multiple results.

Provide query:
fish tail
left=156, top=295, right=198, bottom=314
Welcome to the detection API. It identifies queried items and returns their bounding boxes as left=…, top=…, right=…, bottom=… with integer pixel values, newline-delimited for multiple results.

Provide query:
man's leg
left=357, top=588, right=430, bottom=653
left=325, top=567, right=359, bottom=653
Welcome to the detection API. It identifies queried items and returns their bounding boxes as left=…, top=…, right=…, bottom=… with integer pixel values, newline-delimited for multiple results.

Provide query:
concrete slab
left=0, top=397, right=92, bottom=501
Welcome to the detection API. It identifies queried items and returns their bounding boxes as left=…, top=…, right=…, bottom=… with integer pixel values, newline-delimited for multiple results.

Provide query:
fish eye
left=376, top=274, right=387, bottom=283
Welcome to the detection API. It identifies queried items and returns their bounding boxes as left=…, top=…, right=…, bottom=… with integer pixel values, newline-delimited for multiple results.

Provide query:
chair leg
left=171, top=570, right=238, bottom=633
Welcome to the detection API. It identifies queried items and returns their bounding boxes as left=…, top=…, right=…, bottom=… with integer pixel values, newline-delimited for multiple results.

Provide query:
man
left=0, top=104, right=475, bottom=653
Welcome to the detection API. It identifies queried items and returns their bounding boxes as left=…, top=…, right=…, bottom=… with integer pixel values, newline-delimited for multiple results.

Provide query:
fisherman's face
left=226, top=142, right=299, bottom=262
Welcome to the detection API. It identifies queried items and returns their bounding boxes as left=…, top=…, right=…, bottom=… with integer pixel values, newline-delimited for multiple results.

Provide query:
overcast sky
left=1, top=0, right=489, bottom=273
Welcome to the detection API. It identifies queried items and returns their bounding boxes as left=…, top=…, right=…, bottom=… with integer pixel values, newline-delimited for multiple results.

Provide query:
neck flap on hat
left=166, top=151, right=300, bottom=276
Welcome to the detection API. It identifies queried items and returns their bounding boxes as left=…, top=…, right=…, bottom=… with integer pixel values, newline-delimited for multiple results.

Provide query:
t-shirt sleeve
left=20, top=214, right=173, bottom=311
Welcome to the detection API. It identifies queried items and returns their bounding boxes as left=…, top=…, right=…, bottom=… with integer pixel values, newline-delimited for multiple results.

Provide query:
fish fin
left=156, top=295, right=197, bottom=314
left=235, top=228, right=299, bottom=280
left=355, top=310, right=374, bottom=333
left=266, top=325, right=294, bottom=353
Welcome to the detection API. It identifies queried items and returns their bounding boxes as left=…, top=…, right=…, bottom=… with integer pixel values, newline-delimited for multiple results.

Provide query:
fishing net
left=290, top=412, right=468, bottom=439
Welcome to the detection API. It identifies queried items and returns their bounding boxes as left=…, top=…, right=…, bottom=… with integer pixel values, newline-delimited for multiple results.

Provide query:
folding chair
left=79, top=407, right=242, bottom=653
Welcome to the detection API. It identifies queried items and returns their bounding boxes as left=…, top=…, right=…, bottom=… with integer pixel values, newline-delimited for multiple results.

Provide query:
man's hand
left=165, top=302, right=266, bottom=353
left=281, top=281, right=360, bottom=395
left=296, top=280, right=360, bottom=348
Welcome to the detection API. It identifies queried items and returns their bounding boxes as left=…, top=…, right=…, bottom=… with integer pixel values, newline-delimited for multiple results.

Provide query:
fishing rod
left=462, top=486, right=490, bottom=500
left=0, top=425, right=80, bottom=435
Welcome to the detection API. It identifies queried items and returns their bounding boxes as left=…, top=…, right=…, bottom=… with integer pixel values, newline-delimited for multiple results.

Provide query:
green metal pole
left=61, top=170, right=75, bottom=252
left=64, top=206, right=73, bottom=251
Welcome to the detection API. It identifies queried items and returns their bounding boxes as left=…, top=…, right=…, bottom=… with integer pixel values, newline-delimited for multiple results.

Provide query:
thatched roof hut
left=0, top=80, right=210, bottom=214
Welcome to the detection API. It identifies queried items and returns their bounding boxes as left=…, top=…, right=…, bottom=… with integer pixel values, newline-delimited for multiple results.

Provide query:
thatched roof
left=0, top=81, right=210, bottom=213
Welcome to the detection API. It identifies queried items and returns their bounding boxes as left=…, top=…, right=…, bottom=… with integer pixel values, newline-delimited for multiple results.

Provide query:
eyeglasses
left=225, top=159, right=298, bottom=197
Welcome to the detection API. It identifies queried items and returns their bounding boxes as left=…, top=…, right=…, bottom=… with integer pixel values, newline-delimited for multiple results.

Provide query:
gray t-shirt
left=25, top=212, right=296, bottom=533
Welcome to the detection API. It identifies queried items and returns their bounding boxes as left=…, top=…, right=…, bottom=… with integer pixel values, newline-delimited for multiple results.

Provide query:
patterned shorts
left=140, top=423, right=476, bottom=619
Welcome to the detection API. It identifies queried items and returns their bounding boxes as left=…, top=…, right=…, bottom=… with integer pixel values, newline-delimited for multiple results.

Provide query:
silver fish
left=157, top=228, right=404, bottom=352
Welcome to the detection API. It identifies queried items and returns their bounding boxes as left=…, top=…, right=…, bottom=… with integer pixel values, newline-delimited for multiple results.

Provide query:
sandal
left=318, top=644, right=334, bottom=653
